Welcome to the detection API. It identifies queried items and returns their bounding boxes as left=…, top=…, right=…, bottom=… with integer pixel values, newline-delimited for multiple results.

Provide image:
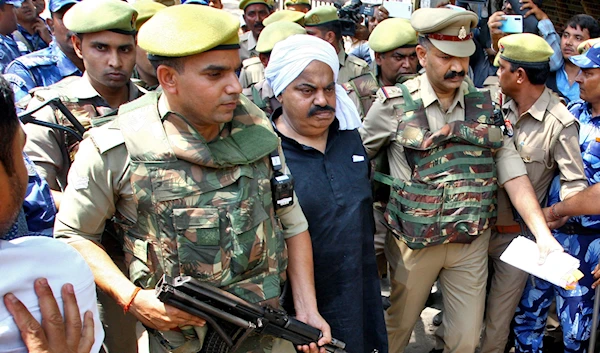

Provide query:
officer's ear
left=259, top=53, right=269, bottom=68
left=416, top=44, right=427, bottom=68
left=515, top=67, right=527, bottom=85
left=156, top=62, right=181, bottom=94
left=72, top=34, right=83, bottom=59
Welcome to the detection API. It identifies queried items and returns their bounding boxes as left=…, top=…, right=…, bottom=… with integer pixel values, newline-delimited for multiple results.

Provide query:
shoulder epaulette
left=88, top=122, right=125, bottom=154
left=14, top=50, right=57, bottom=69
left=347, top=54, right=368, bottom=68
left=376, top=86, right=403, bottom=102
left=242, top=56, right=261, bottom=68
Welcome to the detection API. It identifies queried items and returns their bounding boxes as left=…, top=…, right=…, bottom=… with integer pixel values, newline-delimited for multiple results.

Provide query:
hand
left=541, top=206, right=569, bottom=229
left=488, top=11, right=506, bottom=35
left=128, top=289, right=206, bottom=331
left=32, top=18, right=52, bottom=45
left=294, top=310, right=331, bottom=353
left=520, top=0, right=549, bottom=20
left=535, top=233, right=564, bottom=265
left=3, top=278, right=95, bottom=353
left=591, top=263, right=600, bottom=289
left=374, top=6, right=388, bottom=23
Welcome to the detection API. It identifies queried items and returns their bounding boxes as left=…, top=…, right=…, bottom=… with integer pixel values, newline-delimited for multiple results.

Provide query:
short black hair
left=509, top=61, right=549, bottom=85
left=418, top=36, right=431, bottom=48
left=566, top=14, right=600, bottom=39
left=316, top=21, right=342, bottom=42
left=0, top=76, right=20, bottom=175
left=149, top=56, right=185, bottom=74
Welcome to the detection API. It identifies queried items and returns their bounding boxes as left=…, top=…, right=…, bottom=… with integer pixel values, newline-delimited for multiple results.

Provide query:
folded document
left=500, top=236, right=584, bottom=290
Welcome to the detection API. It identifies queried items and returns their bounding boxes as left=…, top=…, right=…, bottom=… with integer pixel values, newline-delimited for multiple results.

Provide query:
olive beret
left=411, top=8, right=478, bottom=58
left=494, top=33, right=554, bottom=67
left=369, top=18, right=417, bottom=53
left=285, top=0, right=310, bottom=6
left=63, top=0, right=138, bottom=35
left=263, top=9, right=305, bottom=26
left=139, top=4, right=240, bottom=57
left=304, top=5, right=338, bottom=26
left=239, top=0, right=272, bottom=11
left=256, top=21, right=306, bottom=53
left=132, top=1, right=166, bottom=31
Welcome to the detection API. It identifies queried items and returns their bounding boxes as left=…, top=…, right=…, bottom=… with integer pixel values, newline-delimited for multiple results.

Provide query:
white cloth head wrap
left=264, top=34, right=362, bottom=131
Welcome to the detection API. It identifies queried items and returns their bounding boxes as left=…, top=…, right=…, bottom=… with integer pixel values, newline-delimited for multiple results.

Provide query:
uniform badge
left=504, top=119, right=514, bottom=137
left=458, top=26, right=467, bottom=40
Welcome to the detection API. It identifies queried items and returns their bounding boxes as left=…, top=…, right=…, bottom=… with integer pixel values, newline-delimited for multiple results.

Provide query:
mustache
left=308, top=105, right=335, bottom=117
left=444, top=70, right=466, bottom=79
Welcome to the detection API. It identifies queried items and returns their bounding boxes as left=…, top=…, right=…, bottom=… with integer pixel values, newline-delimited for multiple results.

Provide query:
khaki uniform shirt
left=239, top=31, right=258, bottom=62
left=495, top=87, right=587, bottom=225
left=337, top=50, right=370, bottom=85
left=54, top=93, right=308, bottom=245
left=23, top=73, right=142, bottom=191
left=359, top=74, right=528, bottom=186
left=239, top=56, right=265, bottom=89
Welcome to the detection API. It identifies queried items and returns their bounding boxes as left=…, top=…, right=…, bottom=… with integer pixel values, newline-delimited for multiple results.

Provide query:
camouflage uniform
left=22, top=73, right=142, bottom=191
left=242, top=79, right=279, bottom=116
left=360, top=74, right=528, bottom=352
left=54, top=92, right=308, bottom=353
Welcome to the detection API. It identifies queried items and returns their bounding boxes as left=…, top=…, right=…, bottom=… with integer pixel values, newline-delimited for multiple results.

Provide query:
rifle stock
left=155, top=275, right=347, bottom=353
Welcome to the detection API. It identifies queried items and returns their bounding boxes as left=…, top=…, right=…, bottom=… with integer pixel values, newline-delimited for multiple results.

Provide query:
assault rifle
left=18, top=97, right=86, bottom=141
left=155, top=275, right=347, bottom=353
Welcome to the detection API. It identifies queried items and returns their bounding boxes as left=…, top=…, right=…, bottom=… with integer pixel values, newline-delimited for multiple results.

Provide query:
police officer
left=345, top=18, right=419, bottom=118
left=12, top=0, right=51, bottom=53
left=23, top=0, right=141, bottom=199
left=514, top=40, right=600, bottom=353
left=304, top=6, right=370, bottom=84
left=285, top=0, right=310, bottom=13
left=0, top=0, right=27, bottom=73
left=359, top=8, right=564, bottom=353
left=131, top=0, right=166, bottom=91
left=54, top=4, right=331, bottom=353
left=24, top=3, right=142, bottom=350
left=5, top=0, right=83, bottom=104
left=239, top=9, right=304, bottom=89
left=242, top=21, right=306, bottom=114
left=481, top=33, right=587, bottom=353
left=239, top=0, right=272, bottom=62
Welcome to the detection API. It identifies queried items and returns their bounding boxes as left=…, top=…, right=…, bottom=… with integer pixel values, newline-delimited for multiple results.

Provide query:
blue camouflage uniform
left=0, top=34, right=27, bottom=73
left=513, top=100, right=600, bottom=353
left=5, top=41, right=82, bottom=103
left=13, top=23, right=49, bottom=52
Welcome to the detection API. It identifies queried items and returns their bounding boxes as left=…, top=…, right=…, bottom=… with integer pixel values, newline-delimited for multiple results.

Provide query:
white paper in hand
left=500, top=236, right=581, bottom=289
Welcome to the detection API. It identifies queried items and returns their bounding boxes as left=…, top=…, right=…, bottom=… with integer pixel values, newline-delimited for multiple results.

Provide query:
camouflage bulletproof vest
left=116, top=92, right=288, bottom=304
left=343, top=72, right=380, bottom=116
left=375, top=84, right=503, bottom=249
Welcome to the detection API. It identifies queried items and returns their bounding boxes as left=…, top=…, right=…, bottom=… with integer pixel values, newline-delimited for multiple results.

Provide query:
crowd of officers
left=2, top=0, right=600, bottom=352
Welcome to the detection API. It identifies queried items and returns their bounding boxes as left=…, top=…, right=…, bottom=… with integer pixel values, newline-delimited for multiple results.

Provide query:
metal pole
left=589, top=276, right=600, bottom=352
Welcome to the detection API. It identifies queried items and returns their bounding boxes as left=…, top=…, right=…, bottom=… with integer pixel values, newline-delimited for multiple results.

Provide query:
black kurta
left=272, top=109, right=388, bottom=353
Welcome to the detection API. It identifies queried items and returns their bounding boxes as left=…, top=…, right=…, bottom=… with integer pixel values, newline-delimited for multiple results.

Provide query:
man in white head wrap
left=265, top=34, right=389, bottom=353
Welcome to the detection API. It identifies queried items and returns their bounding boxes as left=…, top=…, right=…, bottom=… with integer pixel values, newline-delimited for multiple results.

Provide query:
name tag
left=352, top=155, right=365, bottom=163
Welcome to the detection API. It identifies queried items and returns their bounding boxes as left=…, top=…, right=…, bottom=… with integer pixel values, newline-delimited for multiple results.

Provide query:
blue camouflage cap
left=0, top=0, right=23, bottom=7
left=570, top=42, right=600, bottom=69
left=49, top=0, right=79, bottom=13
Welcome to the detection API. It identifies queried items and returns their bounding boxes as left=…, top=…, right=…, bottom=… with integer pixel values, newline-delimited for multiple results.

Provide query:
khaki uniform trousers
left=384, top=230, right=490, bottom=353
left=479, top=230, right=529, bottom=353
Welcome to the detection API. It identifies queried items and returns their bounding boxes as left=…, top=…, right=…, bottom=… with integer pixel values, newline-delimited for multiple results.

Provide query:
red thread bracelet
left=123, top=287, right=142, bottom=313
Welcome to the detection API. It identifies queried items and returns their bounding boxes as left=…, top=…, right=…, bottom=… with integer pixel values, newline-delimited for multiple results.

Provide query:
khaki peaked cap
left=411, top=8, right=478, bottom=58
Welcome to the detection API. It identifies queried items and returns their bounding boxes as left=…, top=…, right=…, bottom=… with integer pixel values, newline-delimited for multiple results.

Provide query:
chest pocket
left=518, top=145, right=546, bottom=164
left=169, top=171, right=271, bottom=288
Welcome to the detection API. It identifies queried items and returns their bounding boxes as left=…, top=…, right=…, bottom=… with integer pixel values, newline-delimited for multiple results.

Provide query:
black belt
left=557, top=223, right=600, bottom=235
